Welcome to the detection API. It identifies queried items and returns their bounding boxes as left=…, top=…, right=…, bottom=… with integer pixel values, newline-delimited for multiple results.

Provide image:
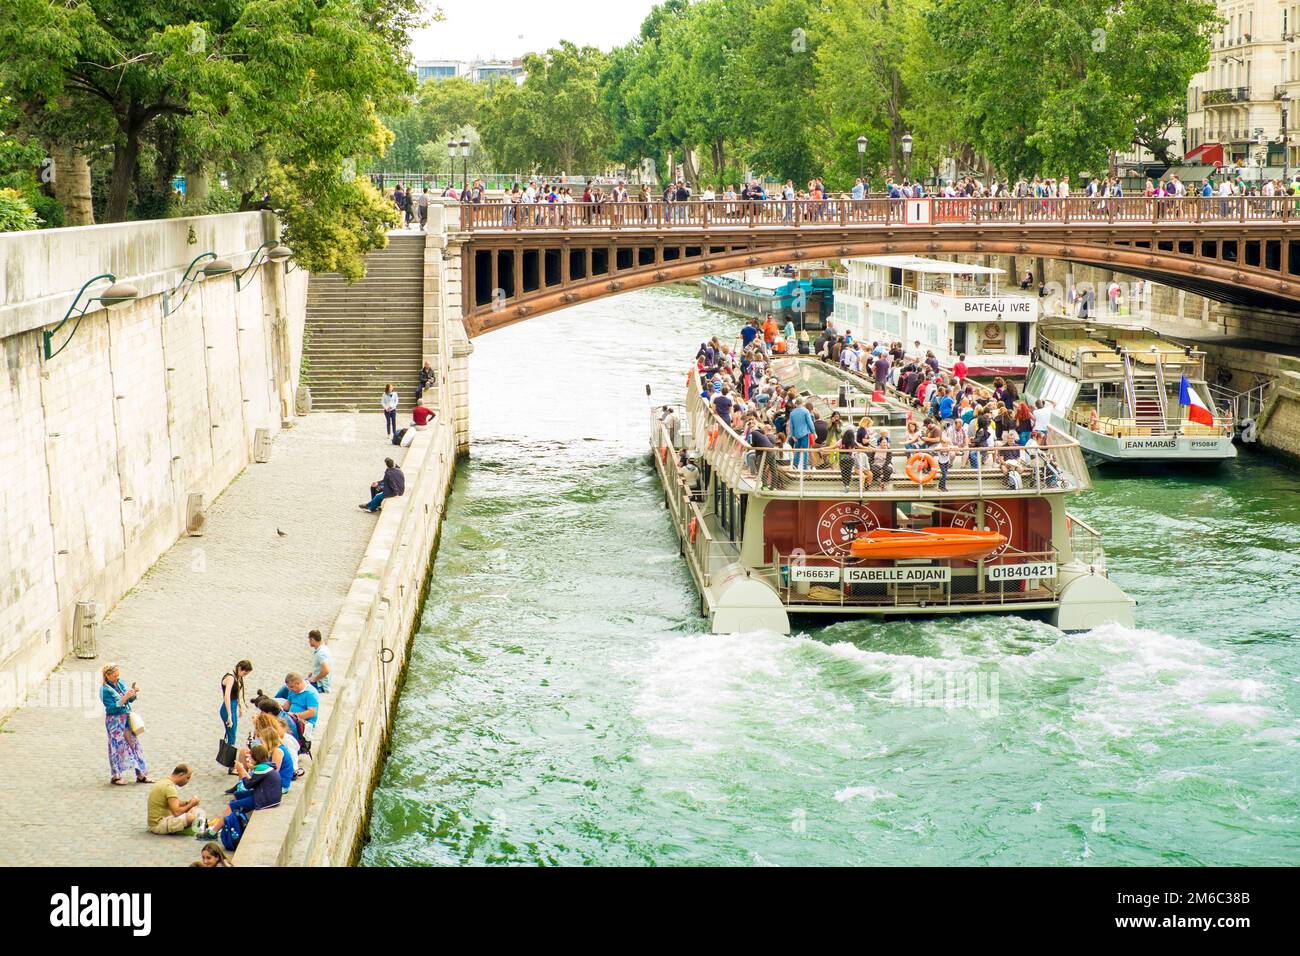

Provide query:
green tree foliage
left=378, top=77, right=487, bottom=174
left=0, top=187, right=42, bottom=232
left=927, top=0, right=1219, bottom=176
left=478, top=42, right=611, bottom=174
left=0, top=0, right=421, bottom=266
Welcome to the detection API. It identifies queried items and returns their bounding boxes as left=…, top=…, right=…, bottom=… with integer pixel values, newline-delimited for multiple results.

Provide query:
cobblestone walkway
left=0, top=413, right=403, bottom=866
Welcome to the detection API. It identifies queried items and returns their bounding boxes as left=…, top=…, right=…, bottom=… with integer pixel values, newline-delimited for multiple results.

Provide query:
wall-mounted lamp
left=162, top=252, right=233, bottom=315
left=43, top=273, right=140, bottom=360
left=234, top=241, right=294, bottom=291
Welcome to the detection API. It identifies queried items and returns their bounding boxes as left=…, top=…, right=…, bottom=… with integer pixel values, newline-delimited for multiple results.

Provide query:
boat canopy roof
left=848, top=255, right=1004, bottom=276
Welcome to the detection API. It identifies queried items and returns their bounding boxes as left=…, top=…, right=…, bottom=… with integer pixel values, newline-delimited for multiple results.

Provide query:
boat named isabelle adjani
left=651, top=352, right=1135, bottom=634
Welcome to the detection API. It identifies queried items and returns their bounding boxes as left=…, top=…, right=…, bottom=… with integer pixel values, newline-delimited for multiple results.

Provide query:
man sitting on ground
left=147, top=765, right=201, bottom=835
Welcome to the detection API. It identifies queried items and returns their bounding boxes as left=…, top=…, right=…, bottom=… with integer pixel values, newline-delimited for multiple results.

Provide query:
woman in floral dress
left=100, top=663, right=151, bottom=786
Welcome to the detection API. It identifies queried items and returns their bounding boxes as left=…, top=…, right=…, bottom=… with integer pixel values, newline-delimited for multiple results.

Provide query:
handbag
left=127, top=710, right=145, bottom=736
left=216, top=739, right=238, bottom=769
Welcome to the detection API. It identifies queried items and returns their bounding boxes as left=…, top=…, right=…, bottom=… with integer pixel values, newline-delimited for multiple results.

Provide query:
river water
left=362, top=288, right=1300, bottom=867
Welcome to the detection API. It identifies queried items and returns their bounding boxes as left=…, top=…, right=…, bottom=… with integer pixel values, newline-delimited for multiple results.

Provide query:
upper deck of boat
left=1036, top=321, right=1208, bottom=383
left=678, top=354, right=1091, bottom=501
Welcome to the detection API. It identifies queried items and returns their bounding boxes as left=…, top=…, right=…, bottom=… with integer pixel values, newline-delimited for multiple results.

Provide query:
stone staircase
left=304, top=234, right=426, bottom=412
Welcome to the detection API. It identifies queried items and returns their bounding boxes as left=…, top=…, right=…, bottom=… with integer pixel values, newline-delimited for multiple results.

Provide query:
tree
left=479, top=42, right=611, bottom=175
left=378, top=77, right=486, bottom=174
left=0, top=0, right=421, bottom=221
left=927, top=0, right=1218, bottom=177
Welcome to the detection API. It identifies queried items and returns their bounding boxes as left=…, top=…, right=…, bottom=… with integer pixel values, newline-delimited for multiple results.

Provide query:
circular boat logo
left=816, top=502, right=879, bottom=556
left=949, top=502, right=1012, bottom=559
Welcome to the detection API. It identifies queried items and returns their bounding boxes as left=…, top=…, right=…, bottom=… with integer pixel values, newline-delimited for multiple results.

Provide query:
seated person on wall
left=998, top=433, right=1025, bottom=485
left=361, top=457, right=405, bottom=513
left=411, top=403, right=436, bottom=428
left=147, top=765, right=201, bottom=835
left=199, top=744, right=281, bottom=844
left=273, top=673, right=320, bottom=748
left=416, top=363, right=436, bottom=402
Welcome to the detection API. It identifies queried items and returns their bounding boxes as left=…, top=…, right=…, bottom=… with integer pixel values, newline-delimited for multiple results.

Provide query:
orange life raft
left=849, top=527, right=1008, bottom=561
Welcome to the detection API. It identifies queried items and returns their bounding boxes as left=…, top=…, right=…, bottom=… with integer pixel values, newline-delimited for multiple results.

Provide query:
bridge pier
left=421, top=203, right=473, bottom=455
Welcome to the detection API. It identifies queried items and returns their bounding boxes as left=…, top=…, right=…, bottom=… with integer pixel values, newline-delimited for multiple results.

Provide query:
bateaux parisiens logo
left=949, top=501, right=1012, bottom=559
left=49, top=886, right=151, bottom=936
left=816, top=502, right=878, bottom=556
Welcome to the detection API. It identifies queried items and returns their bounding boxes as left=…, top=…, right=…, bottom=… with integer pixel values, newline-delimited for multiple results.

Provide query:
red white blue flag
left=1180, top=375, right=1214, bottom=426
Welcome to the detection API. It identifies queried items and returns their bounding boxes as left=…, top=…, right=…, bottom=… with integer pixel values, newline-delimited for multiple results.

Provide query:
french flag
left=1180, top=375, right=1214, bottom=426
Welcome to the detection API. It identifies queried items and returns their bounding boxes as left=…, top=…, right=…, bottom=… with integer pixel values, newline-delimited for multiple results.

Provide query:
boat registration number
left=987, top=562, right=1057, bottom=581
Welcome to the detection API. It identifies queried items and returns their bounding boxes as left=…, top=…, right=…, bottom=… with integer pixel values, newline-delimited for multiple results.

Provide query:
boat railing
left=1066, top=513, right=1106, bottom=571
left=1209, top=378, right=1273, bottom=424
left=768, top=545, right=1063, bottom=609
left=1065, top=405, right=1233, bottom=438
left=651, top=410, right=725, bottom=589
left=688, top=369, right=1091, bottom=497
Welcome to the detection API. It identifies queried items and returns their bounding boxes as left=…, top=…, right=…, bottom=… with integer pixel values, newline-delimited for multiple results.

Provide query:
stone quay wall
left=0, top=212, right=305, bottom=716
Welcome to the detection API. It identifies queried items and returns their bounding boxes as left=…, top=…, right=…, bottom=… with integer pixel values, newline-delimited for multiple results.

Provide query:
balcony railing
left=1203, top=87, right=1250, bottom=106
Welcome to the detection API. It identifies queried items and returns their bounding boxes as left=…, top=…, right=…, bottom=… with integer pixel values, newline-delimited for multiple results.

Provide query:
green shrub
left=29, top=192, right=65, bottom=229
left=0, top=187, right=41, bottom=232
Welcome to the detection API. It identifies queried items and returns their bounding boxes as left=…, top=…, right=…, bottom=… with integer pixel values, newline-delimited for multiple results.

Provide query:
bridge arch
left=461, top=234, right=1300, bottom=337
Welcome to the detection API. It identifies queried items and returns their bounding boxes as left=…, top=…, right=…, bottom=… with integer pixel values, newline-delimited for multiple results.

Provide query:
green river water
left=362, top=288, right=1300, bottom=867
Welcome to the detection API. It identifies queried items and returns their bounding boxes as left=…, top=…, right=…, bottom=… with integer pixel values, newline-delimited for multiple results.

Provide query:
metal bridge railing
left=462, top=196, right=1300, bottom=231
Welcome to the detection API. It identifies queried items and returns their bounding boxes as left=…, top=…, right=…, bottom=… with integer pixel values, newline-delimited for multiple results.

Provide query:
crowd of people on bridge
left=675, top=317, right=1060, bottom=493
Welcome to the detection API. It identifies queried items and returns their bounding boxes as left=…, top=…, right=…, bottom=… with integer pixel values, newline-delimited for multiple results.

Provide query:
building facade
left=412, top=58, right=525, bottom=86
left=1184, top=2, right=1297, bottom=172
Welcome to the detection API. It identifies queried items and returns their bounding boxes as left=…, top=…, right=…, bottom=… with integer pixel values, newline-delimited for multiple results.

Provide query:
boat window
left=953, top=322, right=967, bottom=354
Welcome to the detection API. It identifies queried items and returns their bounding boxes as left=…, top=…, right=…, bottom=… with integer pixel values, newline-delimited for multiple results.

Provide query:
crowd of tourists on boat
left=676, top=317, right=1062, bottom=493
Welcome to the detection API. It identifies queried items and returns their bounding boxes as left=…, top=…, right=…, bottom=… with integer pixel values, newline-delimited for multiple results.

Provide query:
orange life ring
left=905, top=452, right=939, bottom=484
left=688, top=517, right=698, bottom=543
left=707, top=424, right=720, bottom=449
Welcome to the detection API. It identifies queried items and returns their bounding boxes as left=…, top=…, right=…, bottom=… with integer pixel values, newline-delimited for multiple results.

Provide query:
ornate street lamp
left=856, top=135, right=868, bottom=180
left=901, top=132, right=914, bottom=180
left=460, top=138, right=471, bottom=192
left=447, top=140, right=457, bottom=190
left=43, top=274, right=140, bottom=360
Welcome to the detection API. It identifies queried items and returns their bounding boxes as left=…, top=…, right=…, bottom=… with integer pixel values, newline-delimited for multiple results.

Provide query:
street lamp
left=856, top=135, right=868, bottom=180
left=459, top=138, right=471, bottom=194
left=901, top=132, right=914, bottom=180
left=447, top=140, right=457, bottom=191
left=43, top=274, right=140, bottom=360
left=1281, top=91, right=1291, bottom=186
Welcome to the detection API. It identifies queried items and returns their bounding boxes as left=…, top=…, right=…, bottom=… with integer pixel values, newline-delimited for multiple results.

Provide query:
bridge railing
left=462, top=195, right=1300, bottom=230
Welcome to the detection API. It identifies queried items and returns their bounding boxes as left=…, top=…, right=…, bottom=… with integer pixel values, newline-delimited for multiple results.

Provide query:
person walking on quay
left=219, top=660, right=253, bottom=766
left=147, top=765, right=201, bottom=835
left=361, top=456, right=405, bottom=513
left=100, top=663, right=151, bottom=786
left=382, top=384, right=399, bottom=436
left=417, top=186, right=430, bottom=231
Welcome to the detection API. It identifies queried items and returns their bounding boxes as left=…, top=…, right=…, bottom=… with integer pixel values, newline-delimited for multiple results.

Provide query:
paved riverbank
left=0, top=413, right=403, bottom=867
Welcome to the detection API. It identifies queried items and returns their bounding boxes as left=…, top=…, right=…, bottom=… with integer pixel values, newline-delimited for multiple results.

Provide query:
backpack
left=220, top=809, right=250, bottom=852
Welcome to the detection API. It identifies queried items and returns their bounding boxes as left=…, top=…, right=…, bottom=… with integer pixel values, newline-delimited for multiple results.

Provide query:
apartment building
left=1184, top=2, right=1298, bottom=171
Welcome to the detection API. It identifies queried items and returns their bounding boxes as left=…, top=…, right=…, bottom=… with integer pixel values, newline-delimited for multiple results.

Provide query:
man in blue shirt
left=275, top=673, right=320, bottom=743
left=788, top=399, right=815, bottom=469
left=713, top=387, right=733, bottom=421
left=740, top=320, right=760, bottom=348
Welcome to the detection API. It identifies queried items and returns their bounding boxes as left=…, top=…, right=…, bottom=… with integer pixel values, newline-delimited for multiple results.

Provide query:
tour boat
left=1023, top=320, right=1236, bottom=463
left=831, top=255, right=1039, bottom=379
left=700, top=266, right=834, bottom=329
left=650, top=350, right=1135, bottom=635
left=849, top=527, right=1008, bottom=561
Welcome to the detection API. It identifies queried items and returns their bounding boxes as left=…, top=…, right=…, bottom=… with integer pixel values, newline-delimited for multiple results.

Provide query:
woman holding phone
left=100, top=663, right=151, bottom=786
